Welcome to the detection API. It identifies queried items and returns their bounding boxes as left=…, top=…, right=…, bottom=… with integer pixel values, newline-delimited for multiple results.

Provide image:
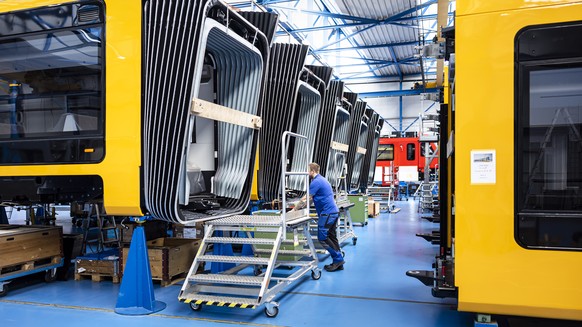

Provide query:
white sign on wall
left=471, top=150, right=496, bottom=184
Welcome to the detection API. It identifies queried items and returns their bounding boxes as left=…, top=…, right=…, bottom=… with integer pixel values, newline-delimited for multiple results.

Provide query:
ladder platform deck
left=209, top=214, right=312, bottom=227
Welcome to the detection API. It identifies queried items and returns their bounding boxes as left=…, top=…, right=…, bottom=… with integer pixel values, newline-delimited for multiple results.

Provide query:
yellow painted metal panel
left=457, top=0, right=582, bottom=16
left=101, top=0, right=143, bottom=216
left=0, top=0, right=66, bottom=11
left=456, top=2, right=582, bottom=320
left=0, top=1, right=143, bottom=216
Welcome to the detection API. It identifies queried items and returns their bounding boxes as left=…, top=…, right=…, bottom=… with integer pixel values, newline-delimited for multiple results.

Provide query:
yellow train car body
left=0, top=0, right=143, bottom=216
left=456, top=0, right=582, bottom=320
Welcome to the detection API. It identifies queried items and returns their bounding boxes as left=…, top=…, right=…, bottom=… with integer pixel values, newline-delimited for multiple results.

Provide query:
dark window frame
left=514, top=21, right=582, bottom=251
left=406, top=143, right=415, bottom=161
left=0, top=1, right=106, bottom=165
left=377, top=144, right=394, bottom=161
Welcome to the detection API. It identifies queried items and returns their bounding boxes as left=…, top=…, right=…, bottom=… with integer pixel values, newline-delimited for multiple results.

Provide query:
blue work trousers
left=317, top=213, right=344, bottom=263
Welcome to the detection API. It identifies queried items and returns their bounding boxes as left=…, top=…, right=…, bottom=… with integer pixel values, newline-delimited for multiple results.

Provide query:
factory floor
left=0, top=201, right=577, bottom=327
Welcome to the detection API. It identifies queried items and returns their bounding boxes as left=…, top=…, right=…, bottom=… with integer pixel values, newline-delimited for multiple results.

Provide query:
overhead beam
left=273, top=13, right=454, bottom=36
left=403, top=102, right=437, bottom=132
left=315, top=0, right=438, bottom=51
left=339, top=57, right=417, bottom=79
left=383, top=120, right=398, bottom=132
left=388, top=47, right=402, bottom=80
left=312, top=40, right=417, bottom=54
left=268, top=5, right=378, bottom=23
left=358, top=88, right=439, bottom=98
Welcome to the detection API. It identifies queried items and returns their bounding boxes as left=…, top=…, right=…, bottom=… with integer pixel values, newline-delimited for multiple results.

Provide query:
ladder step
left=254, top=249, right=312, bottom=256
left=197, top=255, right=269, bottom=265
left=282, top=239, right=307, bottom=245
left=180, top=294, right=259, bottom=308
left=189, top=274, right=264, bottom=286
left=101, top=226, right=117, bottom=231
left=206, top=237, right=275, bottom=245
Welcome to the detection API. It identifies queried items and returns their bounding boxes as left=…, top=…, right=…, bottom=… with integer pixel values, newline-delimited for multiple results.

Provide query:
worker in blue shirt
left=296, top=163, right=345, bottom=272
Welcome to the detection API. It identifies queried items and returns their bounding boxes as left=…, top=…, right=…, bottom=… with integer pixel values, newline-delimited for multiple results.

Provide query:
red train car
left=375, top=137, right=438, bottom=187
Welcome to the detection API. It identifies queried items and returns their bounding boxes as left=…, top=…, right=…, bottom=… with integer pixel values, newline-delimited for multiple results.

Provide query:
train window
left=0, top=2, right=104, bottom=164
left=377, top=144, right=394, bottom=160
left=406, top=143, right=415, bottom=161
left=515, top=22, right=582, bottom=250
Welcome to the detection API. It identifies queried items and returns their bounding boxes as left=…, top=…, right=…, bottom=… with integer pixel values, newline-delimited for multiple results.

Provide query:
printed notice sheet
left=471, top=150, right=496, bottom=184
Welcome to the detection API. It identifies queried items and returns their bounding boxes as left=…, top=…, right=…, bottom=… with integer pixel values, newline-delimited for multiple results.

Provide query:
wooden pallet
left=74, top=272, right=120, bottom=284
left=120, top=237, right=200, bottom=287
left=74, top=250, right=120, bottom=284
left=155, top=271, right=187, bottom=287
left=0, top=225, right=63, bottom=273
left=0, top=255, right=61, bottom=278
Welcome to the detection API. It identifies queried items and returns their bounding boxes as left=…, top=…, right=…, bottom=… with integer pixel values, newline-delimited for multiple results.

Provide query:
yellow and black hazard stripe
left=180, top=298, right=256, bottom=309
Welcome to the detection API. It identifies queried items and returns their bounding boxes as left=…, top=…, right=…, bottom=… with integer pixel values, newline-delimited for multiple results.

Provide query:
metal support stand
left=115, top=217, right=166, bottom=315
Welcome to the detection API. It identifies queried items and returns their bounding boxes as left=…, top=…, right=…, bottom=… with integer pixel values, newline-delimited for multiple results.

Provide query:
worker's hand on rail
left=293, top=200, right=306, bottom=211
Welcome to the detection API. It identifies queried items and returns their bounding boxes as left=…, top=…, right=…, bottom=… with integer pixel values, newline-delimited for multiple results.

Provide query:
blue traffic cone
left=115, top=225, right=166, bottom=315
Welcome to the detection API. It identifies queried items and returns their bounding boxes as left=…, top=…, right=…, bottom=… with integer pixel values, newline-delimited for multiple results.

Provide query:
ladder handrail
left=281, top=131, right=310, bottom=237
left=334, top=151, right=348, bottom=200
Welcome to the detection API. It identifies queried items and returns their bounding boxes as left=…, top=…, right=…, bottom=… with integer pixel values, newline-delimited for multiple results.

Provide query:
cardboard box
left=120, top=237, right=200, bottom=286
left=368, top=200, right=380, bottom=217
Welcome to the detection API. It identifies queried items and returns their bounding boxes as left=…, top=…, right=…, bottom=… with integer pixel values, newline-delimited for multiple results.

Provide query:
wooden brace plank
left=191, top=98, right=262, bottom=129
left=331, top=141, right=349, bottom=152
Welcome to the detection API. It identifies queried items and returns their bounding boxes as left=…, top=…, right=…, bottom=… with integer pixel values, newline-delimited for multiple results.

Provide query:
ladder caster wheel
left=364, top=221, right=368, bottom=226
left=0, top=286, right=7, bottom=297
left=341, top=250, right=345, bottom=258
left=44, top=268, right=57, bottom=283
left=253, top=266, right=263, bottom=276
left=264, top=304, right=279, bottom=318
left=352, top=238, right=357, bottom=245
left=311, top=269, right=321, bottom=280
left=190, top=302, right=202, bottom=311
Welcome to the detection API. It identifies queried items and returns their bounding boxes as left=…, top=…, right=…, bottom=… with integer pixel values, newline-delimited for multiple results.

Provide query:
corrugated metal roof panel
left=333, top=0, right=421, bottom=78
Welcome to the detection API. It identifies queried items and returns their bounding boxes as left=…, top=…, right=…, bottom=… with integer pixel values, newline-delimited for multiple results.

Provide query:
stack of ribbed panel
left=345, top=95, right=367, bottom=191
left=311, top=77, right=347, bottom=188
left=258, top=43, right=309, bottom=202
left=367, top=118, right=384, bottom=186
left=142, top=0, right=270, bottom=224
left=350, top=109, right=369, bottom=190
left=239, top=11, right=278, bottom=45
left=325, top=102, right=350, bottom=189
left=288, top=69, right=326, bottom=192
left=359, top=109, right=382, bottom=189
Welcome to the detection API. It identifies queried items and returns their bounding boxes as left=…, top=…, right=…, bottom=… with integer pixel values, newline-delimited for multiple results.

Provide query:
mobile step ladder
left=179, top=132, right=321, bottom=318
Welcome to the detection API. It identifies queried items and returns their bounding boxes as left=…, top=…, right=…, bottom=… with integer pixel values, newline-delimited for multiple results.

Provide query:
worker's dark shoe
left=324, top=261, right=344, bottom=272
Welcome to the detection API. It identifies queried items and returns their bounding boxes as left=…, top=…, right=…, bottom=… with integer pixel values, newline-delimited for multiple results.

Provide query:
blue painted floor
left=3, top=201, right=573, bottom=326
